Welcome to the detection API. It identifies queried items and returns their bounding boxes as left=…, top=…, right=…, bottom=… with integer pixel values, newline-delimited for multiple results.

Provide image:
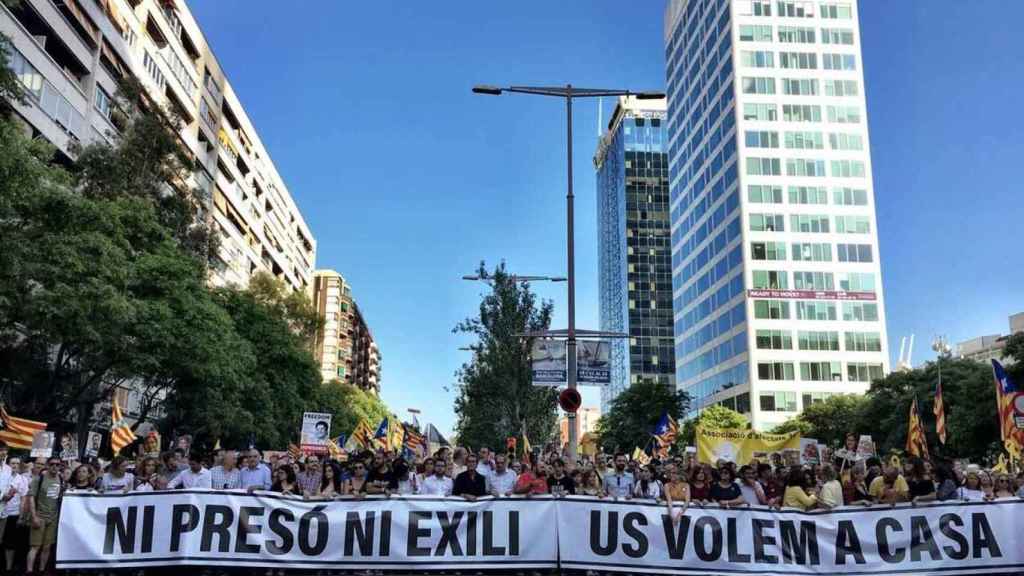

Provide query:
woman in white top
left=633, top=465, right=662, bottom=500
left=957, top=471, right=986, bottom=501
left=134, top=457, right=160, bottom=492
left=99, top=456, right=134, bottom=493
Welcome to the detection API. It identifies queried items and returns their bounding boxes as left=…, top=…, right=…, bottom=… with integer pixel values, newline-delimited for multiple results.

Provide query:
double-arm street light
left=472, top=84, right=665, bottom=459
left=462, top=271, right=567, bottom=284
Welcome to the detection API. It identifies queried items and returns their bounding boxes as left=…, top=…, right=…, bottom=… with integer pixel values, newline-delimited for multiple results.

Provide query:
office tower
left=312, top=270, right=381, bottom=393
left=595, top=96, right=676, bottom=411
left=1, top=0, right=315, bottom=292
left=664, top=0, right=889, bottom=429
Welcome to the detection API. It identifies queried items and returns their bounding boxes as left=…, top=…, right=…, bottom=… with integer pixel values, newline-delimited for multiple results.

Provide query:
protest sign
left=57, top=493, right=558, bottom=571
left=696, top=427, right=800, bottom=465
left=576, top=340, right=610, bottom=384
left=60, top=433, right=79, bottom=461
left=857, top=434, right=875, bottom=459
left=85, top=431, right=103, bottom=458
left=531, top=340, right=566, bottom=386
left=557, top=497, right=1023, bottom=575
left=300, top=412, right=332, bottom=454
left=31, top=431, right=55, bottom=458
left=800, top=438, right=821, bottom=465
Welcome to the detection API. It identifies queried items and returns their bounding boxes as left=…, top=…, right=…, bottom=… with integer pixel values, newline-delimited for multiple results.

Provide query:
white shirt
left=101, top=472, right=135, bottom=493
left=168, top=467, right=212, bottom=489
left=475, top=462, right=493, bottom=479
left=419, top=474, right=453, bottom=496
left=633, top=479, right=663, bottom=500
left=394, top=478, right=417, bottom=495
left=958, top=487, right=986, bottom=502
left=0, top=464, right=13, bottom=518
left=740, top=482, right=765, bottom=506
left=486, top=470, right=518, bottom=496
left=819, top=480, right=844, bottom=508
left=3, top=473, right=29, bottom=517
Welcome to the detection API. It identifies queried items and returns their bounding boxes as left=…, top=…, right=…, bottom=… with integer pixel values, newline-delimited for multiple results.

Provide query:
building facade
left=956, top=312, right=1023, bottom=365
left=1, top=0, right=315, bottom=292
left=350, top=302, right=381, bottom=395
left=664, top=0, right=889, bottom=429
left=311, top=270, right=355, bottom=384
left=595, top=96, right=677, bottom=411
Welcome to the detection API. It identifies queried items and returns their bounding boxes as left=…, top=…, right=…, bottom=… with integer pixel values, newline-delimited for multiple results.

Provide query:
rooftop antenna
left=597, top=97, right=603, bottom=136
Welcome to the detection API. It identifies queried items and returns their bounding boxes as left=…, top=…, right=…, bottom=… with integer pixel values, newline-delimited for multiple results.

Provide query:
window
left=756, top=329, right=793, bottom=350
left=758, top=364, right=796, bottom=382
left=95, top=85, right=113, bottom=120
left=829, top=132, right=864, bottom=150
left=739, top=24, right=773, bottom=42
left=842, top=302, right=879, bottom=322
left=751, top=242, right=787, bottom=261
left=831, top=160, right=866, bottom=178
left=837, top=243, right=873, bottom=262
left=760, top=390, right=797, bottom=411
left=748, top=184, right=783, bottom=204
left=792, top=242, right=832, bottom=262
left=836, top=215, right=871, bottom=234
left=204, top=70, right=223, bottom=102
left=745, top=130, right=780, bottom=148
left=199, top=98, right=217, bottom=128
left=776, top=1, right=814, bottom=17
left=845, top=332, right=882, bottom=352
left=779, top=51, right=817, bottom=69
left=803, top=392, right=837, bottom=407
left=833, top=187, right=868, bottom=206
left=743, top=103, right=778, bottom=121
left=741, top=0, right=773, bottom=16
left=839, top=272, right=876, bottom=292
left=752, top=270, right=788, bottom=289
left=741, top=50, right=775, bottom=68
left=777, top=25, right=815, bottom=43
left=787, top=158, right=826, bottom=177
left=754, top=300, right=790, bottom=319
left=847, top=363, right=884, bottom=382
left=784, top=131, right=824, bottom=149
left=821, top=27, right=855, bottom=45
left=827, top=105, right=861, bottom=124
left=796, top=301, right=837, bottom=321
left=747, top=157, right=782, bottom=175
left=790, top=214, right=830, bottom=233
left=820, top=3, right=853, bottom=19
left=782, top=78, right=819, bottom=96
left=8, top=48, right=44, bottom=100
left=788, top=185, right=828, bottom=204
left=823, top=53, right=857, bottom=71
left=749, top=213, right=785, bottom=232
left=793, top=271, right=834, bottom=291
left=783, top=104, right=822, bottom=122
left=824, top=79, right=859, bottom=97
left=799, top=331, right=840, bottom=351
left=801, top=362, right=842, bottom=382
left=742, top=77, right=776, bottom=94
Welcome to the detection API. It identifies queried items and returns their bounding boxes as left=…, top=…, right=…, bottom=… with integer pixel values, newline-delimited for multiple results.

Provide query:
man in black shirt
left=453, top=454, right=487, bottom=500
left=547, top=458, right=576, bottom=495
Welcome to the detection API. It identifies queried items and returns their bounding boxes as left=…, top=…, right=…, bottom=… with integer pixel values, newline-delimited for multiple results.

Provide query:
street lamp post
left=472, top=85, right=664, bottom=459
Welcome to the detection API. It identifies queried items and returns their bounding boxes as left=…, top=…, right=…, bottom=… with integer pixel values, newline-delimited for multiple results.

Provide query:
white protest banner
left=556, top=497, right=1023, bottom=575
left=531, top=339, right=566, bottom=386
left=300, top=412, right=332, bottom=454
left=57, top=492, right=558, bottom=571
left=577, top=340, right=611, bottom=384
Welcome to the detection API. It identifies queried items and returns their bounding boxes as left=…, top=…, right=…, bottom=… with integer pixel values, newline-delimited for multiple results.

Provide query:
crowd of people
left=2, top=437, right=1023, bottom=575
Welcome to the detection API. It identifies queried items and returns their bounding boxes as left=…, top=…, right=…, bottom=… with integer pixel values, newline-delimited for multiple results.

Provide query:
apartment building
left=311, top=270, right=355, bottom=384
left=351, top=302, right=381, bottom=395
left=664, top=0, right=889, bottom=430
left=1, top=0, right=315, bottom=292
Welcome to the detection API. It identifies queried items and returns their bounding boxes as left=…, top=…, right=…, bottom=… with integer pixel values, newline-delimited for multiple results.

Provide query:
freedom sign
left=57, top=492, right=557, bottom=571
left=57, top=492, right=1023, bottom=574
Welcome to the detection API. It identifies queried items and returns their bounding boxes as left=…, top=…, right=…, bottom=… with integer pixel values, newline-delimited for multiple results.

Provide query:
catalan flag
left=110, top=393, right=135, bottom=455
left=905, top=397, right=929, bottom=459
left=0, top=405, right=46, bottom=450
left=933, top=379, right=947, bottom=445
left=388, top=417, right=405, bottom=452
left=652, top=412, right=678, bottom=457
left=992, top=360, right=1024, bottom=452
left=403, top=423, right=426, bottom=456
left=327, top=435, right=345, bottom=460
left=373, top=417, right=390, bottom=450
left=347, top=419, right=375, bottom=451
left=632, top=446, right=651, bottom=466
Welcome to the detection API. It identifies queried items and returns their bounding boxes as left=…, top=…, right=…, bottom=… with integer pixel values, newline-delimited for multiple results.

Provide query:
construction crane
left=896, top=334, right=915, bottom=372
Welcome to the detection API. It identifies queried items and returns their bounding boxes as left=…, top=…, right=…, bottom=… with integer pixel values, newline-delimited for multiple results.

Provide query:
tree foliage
left=678, top=405, right=748, bottom=447
left=596, top=380, right=690, bottom=453
left=453, top=262, right=558, bottom=451
left=770, top=394, right=868, bottom=447
left=246, top=271, right=322, bottom=349
left=310, top=382, right=390, bottom=439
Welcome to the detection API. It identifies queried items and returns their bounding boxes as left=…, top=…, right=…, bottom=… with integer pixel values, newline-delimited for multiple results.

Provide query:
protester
left=864, top=456, right=883, bottom=488
left=68, top=464, right=96, bottom=492
left=843, top=462, right=872, bottom=506
left=510, top=460, right=523, bottom=476
left=134, top=457, right=161, bottom=491
left=994, top=473, right=1015, bottom=498
left=783, top=466, right=818, bottom=510
left=294, top=455, right=323, bottom=497
left=548, top=459, right=576, bottom=496
left=578, top=468, right=603, bottom=497
left=346, top=460, right=371, bottom=496
left=602, top=453, right=634, bottom=499
left=272, top=464, right=299, bottom=496
left=451, top=447, right=468, bottom=477
left=159, top=449, right=188, bottom=486
left=664, top=464, right=691, bottom=523
left=319, top=461, right=342, bottom=498
left=595, top=454, right=610, bottom=482
left=26, top=457, right=63, bottom=575
left=934, top=462, right=959, bottom=501
left=487, top=454, right=517, bottom=497
left=2, top=457, right=29, bottom=572
left=689, top=467, right=711, bottom=504
left=902, top=457, right=936, bottom=505
left=818, top=464, right=844, bottom=509
left=453, top=454, right=488, bottom=500
left=210, top=450, right=242, bottom=491
left=957, top=469, right=986, bottom=501
left=167, top=453, right=212, bottom=489
left=513, top=461, right=549, bottom=496
left=476, top=447, right=494, bottom=480
left=834, top=433, right=860, bottom=472
left=709, top=466, right=745, bottom=508
left=241, top=449, right=273, bottom=492
left=420, top=458, right=453, bottom=496
left=738, top=465, right=767, bottom=506
left=978, top=471, right=997, bottom=501
left=98, top=456, right=134, bottom=493
left=869, top=462, right=909, bottom=505
left=391, top=459, right=418, bottom=495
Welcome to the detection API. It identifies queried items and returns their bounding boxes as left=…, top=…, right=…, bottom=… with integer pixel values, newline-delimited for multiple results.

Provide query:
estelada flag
left=992, top=359, right=1024, bottom=451
left=110, top=393, right=136, bottom=455
left=905, top=397, right=929, bottom=459
left=933, top=379, right=947, bottom=445
left=653, top=412, right=678, bottom=450
left=348, top=420, right=375, bottom=450
left=0, top=405, right=46, bottom=450
left=373, top=418, right=389, bottom=449
left=403, top=424, right=426, bottom=456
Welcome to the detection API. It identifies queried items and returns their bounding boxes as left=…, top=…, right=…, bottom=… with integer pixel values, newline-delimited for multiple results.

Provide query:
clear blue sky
left=191, top=1, right=1023, bottom=438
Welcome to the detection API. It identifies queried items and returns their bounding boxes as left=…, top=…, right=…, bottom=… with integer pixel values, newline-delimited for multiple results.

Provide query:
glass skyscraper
left=595, top=96, right=676, bottom=411
left=664, top=0, right=889, bottom=429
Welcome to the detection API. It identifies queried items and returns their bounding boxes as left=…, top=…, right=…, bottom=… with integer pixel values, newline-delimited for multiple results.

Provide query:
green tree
left=595, top=380, right=689, bottom=453
left=678, top=405, right=748, bottom=447
left=246, top=271, right=322, bottom=349
left=769, top=394, right=868, bottom=447
left=453, top=263, right=558, bottom=451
